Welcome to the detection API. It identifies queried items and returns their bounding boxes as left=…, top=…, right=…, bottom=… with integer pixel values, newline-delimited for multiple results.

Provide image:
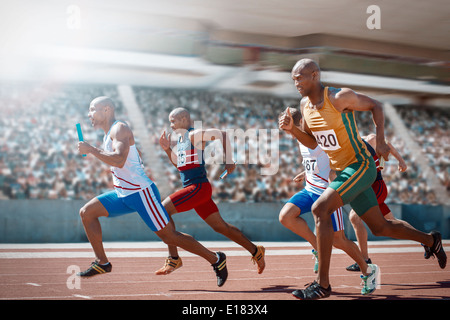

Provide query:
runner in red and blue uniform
left=156, top=107, right=265, bottom=276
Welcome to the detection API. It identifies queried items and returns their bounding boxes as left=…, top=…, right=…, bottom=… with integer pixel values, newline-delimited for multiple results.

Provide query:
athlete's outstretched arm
left=159, top=130, right=178, bottom=168
left=293, top=171, right=305, bottom=183
left=387, top=141, right=407, bottom=172
left=78, top=122, right=130, bottom=168
left=365, top=133, right=407, bottom=172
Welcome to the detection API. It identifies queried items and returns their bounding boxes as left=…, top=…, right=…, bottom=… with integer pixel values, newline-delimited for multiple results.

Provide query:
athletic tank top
left=176, top=128, right=208, bottom=187
left=103, top=121, right=152, bottom=197
left=363, top=140, right=383, bottom=181
left=299, top=143, right=330, bottom=195
left=302, top=87, right=371, bottom=171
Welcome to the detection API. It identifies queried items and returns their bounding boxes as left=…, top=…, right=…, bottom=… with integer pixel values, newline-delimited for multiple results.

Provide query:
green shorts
left=329, top=158, right=378, bottom=216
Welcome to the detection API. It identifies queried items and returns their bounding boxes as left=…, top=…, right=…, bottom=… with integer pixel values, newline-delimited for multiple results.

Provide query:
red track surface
left=0, top=241, right=449, bottom=301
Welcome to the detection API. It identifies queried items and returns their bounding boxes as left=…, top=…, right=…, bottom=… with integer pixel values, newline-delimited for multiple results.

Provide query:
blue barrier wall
left=0, top=200, right=448, bottom=243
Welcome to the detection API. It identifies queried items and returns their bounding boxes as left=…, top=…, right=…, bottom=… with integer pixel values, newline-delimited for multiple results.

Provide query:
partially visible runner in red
left=346, top=133, right=418, bottom=271
left=157, top=107, right=265, bottom=275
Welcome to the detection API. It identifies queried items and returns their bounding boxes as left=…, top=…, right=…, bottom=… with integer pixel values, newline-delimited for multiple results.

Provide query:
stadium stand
left=393, top=104, right=450, bottom=202
left=0, top=83, right=128, bottom=200
left=133, top=86, right=447, bottom=205
left=0, top=82, right=448, bottom=206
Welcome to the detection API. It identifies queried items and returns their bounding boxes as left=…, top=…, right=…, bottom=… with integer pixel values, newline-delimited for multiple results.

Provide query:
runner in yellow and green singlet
left=302, top=86, right=377, bottom=211
left=279, top=58, right=446, bottom=300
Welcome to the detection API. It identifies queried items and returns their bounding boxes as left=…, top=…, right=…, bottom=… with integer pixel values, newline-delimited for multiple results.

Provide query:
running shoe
left=212, top=252, right=228, bottom=287
left=312, top=249, right=319, bottom=274
left=346, top=258, right=372, bottom=272
left=78, top=261, right=112, bottom=277
left=360, top=263, right=380, bottom=295
left=155, top=256, right=183, bottom=275
left=292, top=280, right=331, bottom=300
left=430, top=231, right=447, bottom=269
left=251, top=245, right=266, bottom=274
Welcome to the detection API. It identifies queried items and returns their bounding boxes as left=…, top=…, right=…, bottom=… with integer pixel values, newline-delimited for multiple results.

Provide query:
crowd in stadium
left=0, top=83, right=123, bottom=201
left=0, top=83, right=448, bottom=206
left=396, top=105, right=450, bottom=196
left=135, top=86, right=446, bottom=205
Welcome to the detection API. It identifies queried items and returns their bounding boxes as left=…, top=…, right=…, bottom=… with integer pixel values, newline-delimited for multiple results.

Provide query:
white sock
left=365, top=265, right=372, bottom=275
left=215, top=252, right=220, bottom=264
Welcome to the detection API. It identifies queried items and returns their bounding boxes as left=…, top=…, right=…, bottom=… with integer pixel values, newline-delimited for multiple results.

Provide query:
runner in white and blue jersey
left=278, top=107, right=373, bottom=282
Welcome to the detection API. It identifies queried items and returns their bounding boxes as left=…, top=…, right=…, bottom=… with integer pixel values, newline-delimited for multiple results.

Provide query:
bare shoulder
left=331, top=87, right=356, bottom=100
left=329, top=87, right=358, bottom=112
left=188, top=128, right=203, bottom=140
left=112, top=121, right=130, bottom=133
left=110, top=121, right=132, bottom=140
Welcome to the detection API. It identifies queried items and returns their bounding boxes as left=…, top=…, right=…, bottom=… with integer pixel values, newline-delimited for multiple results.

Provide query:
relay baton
left=220, top=161, right=236, bottom=179
left=219, top=169, right=228, bottom=179
left=76, top=123, right=86, bottom=157
left=379, top=157, right=385, bottom=170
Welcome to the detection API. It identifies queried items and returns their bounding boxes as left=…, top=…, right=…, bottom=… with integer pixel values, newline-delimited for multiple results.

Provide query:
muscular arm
left=279, top=99, right=318, bottom=149
left=292, top=116, right=318, bottom=149
left=365, top=133, right=407, bottom=172
left=78, top=122, right=130, bottom=168
left=331, top=88, right=390, bottom=160
left=163, top=147, right=178, bottom=168
left=388, top=141, right=407, bottom=172
left=159, top=130, right=178, bottom=168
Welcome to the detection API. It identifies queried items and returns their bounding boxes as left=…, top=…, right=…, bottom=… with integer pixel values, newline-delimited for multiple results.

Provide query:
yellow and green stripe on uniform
left=328, top=111, right=378, bottom=216
left=331, top=111, right=375, bottom=200
left=340, top=111, right=371, bottom=164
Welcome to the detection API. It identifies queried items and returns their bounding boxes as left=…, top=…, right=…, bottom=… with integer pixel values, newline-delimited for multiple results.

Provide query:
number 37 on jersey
left=312, top=129, right=341, bottom=151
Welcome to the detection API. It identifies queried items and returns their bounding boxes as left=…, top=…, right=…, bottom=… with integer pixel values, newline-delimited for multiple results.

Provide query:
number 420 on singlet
left=312, top=129, right=341, bottom=151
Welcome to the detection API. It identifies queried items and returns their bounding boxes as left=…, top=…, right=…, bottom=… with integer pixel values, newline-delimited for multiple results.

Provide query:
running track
left=0, top=240, right=449, bottom=302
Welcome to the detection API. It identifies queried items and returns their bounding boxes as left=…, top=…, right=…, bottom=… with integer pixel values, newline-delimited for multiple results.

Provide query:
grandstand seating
left=0, top=83, right=448, bottom=205
left=0, top=83, right=126, bottom=200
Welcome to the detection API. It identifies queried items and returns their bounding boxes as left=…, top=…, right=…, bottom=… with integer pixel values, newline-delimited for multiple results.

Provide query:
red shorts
left=372, top=179, right=390, bottom=216
left=169, top=182, right=218, bottom=220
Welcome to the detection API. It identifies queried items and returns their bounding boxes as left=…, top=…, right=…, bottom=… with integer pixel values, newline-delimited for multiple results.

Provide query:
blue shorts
left=287, top=189, right=344, bottom=232
left=97, top=184, right=170, bottom=232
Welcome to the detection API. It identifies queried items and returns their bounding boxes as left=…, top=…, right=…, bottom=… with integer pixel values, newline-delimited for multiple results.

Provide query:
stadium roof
left=0, top=0, right=448, bottom=100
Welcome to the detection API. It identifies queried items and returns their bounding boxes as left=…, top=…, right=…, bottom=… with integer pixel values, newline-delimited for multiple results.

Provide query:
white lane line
left=72, top=294, right=91, bottom=299
left=1, top=246, right=449, bottom=259
left=26, top=283, right=41, bottom=287
left=1, top=240, right=448, bottom=250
